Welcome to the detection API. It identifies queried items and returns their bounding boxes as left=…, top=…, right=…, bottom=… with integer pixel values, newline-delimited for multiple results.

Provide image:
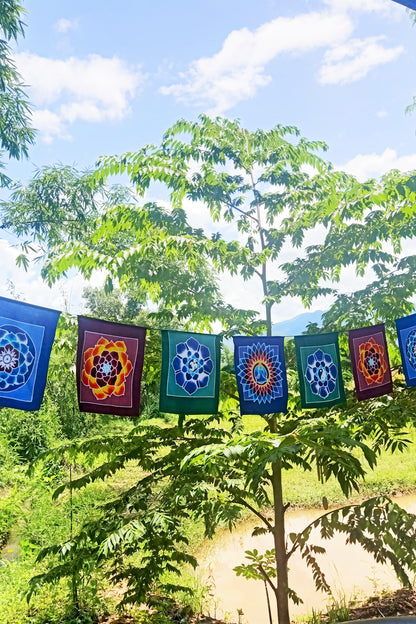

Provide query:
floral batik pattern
left=82, top=337, right=133, bottom=400
left=0, top=325, right=36, bottom=392
left=304, top=349, right=337, bottom=399
left=295, top=332, right=345, bottom=409
left=160, top=330, right=220, bottom=415
left=233, top=336, right=288, bottom=415
left=171, top=337, right=213, bottom=395
left=357, top=337, right=387, bottom=385
left=0, top=297, right=60, bottom=412
left=405, top=329, right=416, bottom=371
left=349, top=324, right=392, bottom=400
left=237, top=342, right=283, bottom=404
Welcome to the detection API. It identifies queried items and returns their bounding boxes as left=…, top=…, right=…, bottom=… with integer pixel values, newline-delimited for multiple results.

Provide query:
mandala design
left=82, top=337, right=133, bottom=400
left=304, top=349, right=337, bottom=399
left=237, top=342, right=283, bottom=404
left=358, top=337, right=387, bottom=385
left=405, top=329, right=416, bottom=371
left=0, top=324, right=36, bottom=392
left=171, top=337, right=213, bottom=395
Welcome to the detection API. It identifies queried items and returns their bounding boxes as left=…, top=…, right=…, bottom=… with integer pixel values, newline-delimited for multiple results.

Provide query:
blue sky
left=1, top=0, right=416, bottom=320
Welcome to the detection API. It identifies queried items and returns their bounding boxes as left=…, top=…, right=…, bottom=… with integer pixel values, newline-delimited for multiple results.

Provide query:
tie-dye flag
left=396, top=312, right=416, bottom=387
left=233, top=336, right=288, bottom=415
left=159, top=330, right=220, bottom=415
left=77, top=316, right=146, bottom=417
left=0, top=296, right=60, bottom=411
left=349, top=324, right=392, bottom=401
left=295, top=332, right=346, bottom=409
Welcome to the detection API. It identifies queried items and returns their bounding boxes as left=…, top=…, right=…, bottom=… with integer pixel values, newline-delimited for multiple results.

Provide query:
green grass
left=1, top=413, right=416, bottom=624
left=241, top=415, right=416, bottom=508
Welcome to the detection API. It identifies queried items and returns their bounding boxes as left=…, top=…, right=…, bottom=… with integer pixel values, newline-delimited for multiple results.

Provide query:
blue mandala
left=171, top=337, right=213, bottom=395
left=405, top=329, right=416, bottom=371
left=0, top=325, right=36, bottom=392
left=238, top=343, right=283, bottom=404
left=305, top=349, right=337, bottom=399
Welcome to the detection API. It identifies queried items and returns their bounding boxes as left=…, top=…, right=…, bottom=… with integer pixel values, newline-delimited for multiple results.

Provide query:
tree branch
left=233, top=496, right=274, bottom=532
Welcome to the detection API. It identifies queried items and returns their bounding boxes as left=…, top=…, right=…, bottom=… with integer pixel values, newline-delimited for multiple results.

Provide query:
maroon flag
left=348, top=324, right=392, bottom=401
left=77, top=316, right=146, bottom=417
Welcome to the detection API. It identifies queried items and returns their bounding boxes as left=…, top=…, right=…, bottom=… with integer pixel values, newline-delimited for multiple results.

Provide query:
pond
left=197, top=494, right=416, bottom=624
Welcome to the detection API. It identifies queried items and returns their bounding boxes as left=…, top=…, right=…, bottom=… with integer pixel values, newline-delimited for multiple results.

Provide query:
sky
left=1, top=0, right=416, bottom=323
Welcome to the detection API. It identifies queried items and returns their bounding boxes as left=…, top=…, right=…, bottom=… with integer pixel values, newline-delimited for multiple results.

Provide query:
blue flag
left=391, top=0, right=416, bottom=9
left=396, top=312, right=416, bottom=387
left=0, top=296, right=60, bottom=411
left=233, top=336, right=288, bottom=415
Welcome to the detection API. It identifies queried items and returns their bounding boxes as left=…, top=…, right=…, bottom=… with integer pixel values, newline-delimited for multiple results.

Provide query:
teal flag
left=295, top=332, right=346, bottom=409
left=159, top=330, right=221, bottom=415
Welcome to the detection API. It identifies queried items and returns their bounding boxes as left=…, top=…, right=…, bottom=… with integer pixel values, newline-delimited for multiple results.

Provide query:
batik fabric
left=233, top=336, right=288, bottom=415
left=396, top=313, right=416, bottom=387
left=348, top=324, right=392, bottom=401
left=295, top=332, right=345, bottom=409
left=0, top=296, right=60, bottom=411
left=160, top=330, right=220, bottom=415
left=77, top=316, right=146, bottom=417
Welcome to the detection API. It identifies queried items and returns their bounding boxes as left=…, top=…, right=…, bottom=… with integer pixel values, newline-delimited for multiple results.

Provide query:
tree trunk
left=252, top=168, right=290, bottom=624
left=267, top=302, right=290, bottom=624
left=270, top=429, right=290, bottom=624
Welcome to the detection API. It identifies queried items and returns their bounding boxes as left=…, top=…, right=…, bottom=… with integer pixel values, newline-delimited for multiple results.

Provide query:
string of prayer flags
left=233, top=336, right=288, bottom=415
left=77, top=316, right=146, bottom=417
left=0, top=296, right=60, bottom=411
left=348, top=324, right=392, bottom=401
left=396, top=313, right=416, bottom=387
left=295, top=332, right=345, bottom=409
left=159, top=330, right=220, bottom=415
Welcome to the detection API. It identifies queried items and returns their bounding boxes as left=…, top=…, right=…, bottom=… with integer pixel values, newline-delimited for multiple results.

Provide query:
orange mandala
left=82, top=337, right=133, bottom=400
left=358, top=337, right=387, bottom=385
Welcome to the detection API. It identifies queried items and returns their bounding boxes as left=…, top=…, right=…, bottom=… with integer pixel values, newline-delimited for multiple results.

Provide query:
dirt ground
left=347, top=587, right=416, bottom=620
left=97, top=586, right=416, bottom=624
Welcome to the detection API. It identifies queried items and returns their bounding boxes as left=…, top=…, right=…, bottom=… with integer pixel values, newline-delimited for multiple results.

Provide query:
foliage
left=0, top=0, right=35, bottom=187
left=3, top=116, right=416, bottom=624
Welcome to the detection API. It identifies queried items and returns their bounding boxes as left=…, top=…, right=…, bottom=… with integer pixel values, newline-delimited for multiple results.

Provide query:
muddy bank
left=197, top=494, right=416, bottom=624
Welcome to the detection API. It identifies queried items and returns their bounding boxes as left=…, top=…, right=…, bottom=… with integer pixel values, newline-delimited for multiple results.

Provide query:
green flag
left=295, top=332, right=346, bottom=409
left=159, top=330, right=221, bottom=415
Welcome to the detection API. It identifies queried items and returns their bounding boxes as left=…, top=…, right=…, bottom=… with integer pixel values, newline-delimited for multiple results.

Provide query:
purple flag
left=348, top=324, right=392, bottom=401
left=77, top=316, right=146, bottom=417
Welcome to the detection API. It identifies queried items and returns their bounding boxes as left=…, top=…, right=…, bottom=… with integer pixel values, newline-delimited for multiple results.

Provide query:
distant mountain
left=224, top=310, right=325, bottom=348
left=272, top=310, right=324, bottom=336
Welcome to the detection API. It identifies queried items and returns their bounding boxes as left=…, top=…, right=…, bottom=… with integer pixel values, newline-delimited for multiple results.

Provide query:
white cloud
left=31, top=109, right=71, bottom=143
left=340, top=148, right=416, bottom=180
left=16, top=53, right=145, bottom=141
left=323, top=0, right=394, bottom=14
left=54, top=18, right=78, bottom=33
left=160, top=11, right=354, bottom=113
left=377, top=109, right=388, bottom=118
left=319, top=36, right=403, bottom=85
left=0, top=239, right=104, bottom=314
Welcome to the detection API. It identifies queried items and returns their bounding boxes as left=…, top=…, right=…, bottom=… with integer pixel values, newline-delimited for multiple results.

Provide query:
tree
left=5, top=117, right=416, bottom=623
left=0, top=0, right=35, bottom=187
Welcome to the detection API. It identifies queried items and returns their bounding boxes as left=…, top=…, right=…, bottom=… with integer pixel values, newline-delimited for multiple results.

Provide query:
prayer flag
left=0, top=296, right=60, bottom=411
left=391, top=0, right=416, bottom=10
left=77, top=316, right=146, bottom=417
left=396, top=313, right=416, bottom=387
left=233, top=336, right=288, bottom=415
left=349, top=324, right=392, bottom=401
left=160, top=330, right=220, bottom=415
left=295, top=332, right=345, bottom=409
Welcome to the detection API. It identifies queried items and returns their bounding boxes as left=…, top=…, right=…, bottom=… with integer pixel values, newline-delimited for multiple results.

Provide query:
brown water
left=196, top=494, right=416, bottom=624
